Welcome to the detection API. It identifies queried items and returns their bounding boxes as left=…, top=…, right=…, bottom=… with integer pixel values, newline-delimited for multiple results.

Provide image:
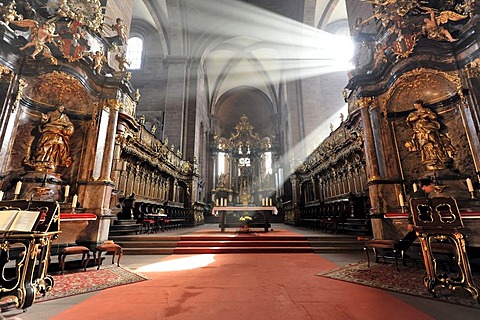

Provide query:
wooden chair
left=94, top=243, right=123, bottom=270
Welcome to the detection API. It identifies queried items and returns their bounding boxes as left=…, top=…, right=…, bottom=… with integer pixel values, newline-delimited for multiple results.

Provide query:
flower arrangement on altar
left=239, top=214, right=253, bottom=232
left=239, top=215, right=253, bottom=224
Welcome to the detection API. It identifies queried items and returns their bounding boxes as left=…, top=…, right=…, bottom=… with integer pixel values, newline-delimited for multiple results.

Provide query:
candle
left=467, top=178, right=474, bottom=192
left=412, top=183, right=418, bottom=192
left=215, top=199, right=219, bottom=206
left=0, top=191, right=3, bottom=201
left=398, top=193, right=405, bottom=207
left=262, top=198, right=265, bottom=206
left=269, top=198, right=272, bottom=206
left=71, top=194, right=78, bottom=208
left=14, top=181, right=22, bottom=195
left=64, top=185, right=70, bottom=198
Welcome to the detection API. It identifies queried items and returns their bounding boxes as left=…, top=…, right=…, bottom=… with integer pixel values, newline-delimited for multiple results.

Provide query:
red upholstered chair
left=58, top=246, right=91, bottom=274
left=141, top=218, right=155, bottom=234
left=94, top=243, right=123, bottom=270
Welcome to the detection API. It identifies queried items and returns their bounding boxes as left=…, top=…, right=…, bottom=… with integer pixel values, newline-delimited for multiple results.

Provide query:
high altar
left=211, top=115, right=279, bottom=207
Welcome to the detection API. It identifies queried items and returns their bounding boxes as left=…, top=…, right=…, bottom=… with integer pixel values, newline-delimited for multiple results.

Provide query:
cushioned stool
left=58, top=246, right=91, bottom=274
left=364, top=239, right=404, bottom=271
left=94, top=243, right=123, bottom=270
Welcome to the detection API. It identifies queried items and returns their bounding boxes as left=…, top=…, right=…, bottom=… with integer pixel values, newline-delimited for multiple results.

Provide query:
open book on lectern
left=0, top=209, right=42, bottom=232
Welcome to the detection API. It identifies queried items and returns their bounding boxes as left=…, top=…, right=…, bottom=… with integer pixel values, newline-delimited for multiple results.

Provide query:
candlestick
left=64, top=185, right=70, bottom=198
left=215, top=199, right=219, bottom=206
left=466, top=178, right=474, bottom=192
left=71, top=194, right=78, bottom=209
left=262, top=198, right=265, bottom=206
left=14, top=181, right=22, bottom=195
left=0, top=191, right=3, bottom=202
left=398, top=193, right=405, bottom=207
left=269, top=198, right=272, bottom=206
left=412, top=183, right=418, bottom=193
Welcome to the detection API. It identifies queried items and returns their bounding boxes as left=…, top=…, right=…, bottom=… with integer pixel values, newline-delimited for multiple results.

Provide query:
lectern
left=0, top=200, right=60, bottom=310
left=410, top=197, right=479, bottom=302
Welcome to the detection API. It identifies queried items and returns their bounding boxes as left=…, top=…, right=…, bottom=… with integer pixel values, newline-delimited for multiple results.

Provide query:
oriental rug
left=36, top=265, right=149, bottom=302
left=317, top=261, right=480, bottom=309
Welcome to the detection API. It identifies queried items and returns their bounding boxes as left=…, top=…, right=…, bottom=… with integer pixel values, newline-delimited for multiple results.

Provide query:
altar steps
left=110, top=234, right=363, bottom=255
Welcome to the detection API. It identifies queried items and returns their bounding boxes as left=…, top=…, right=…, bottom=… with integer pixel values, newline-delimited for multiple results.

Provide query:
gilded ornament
left=465, top=58, right=480, bottom=78
left=55, top=0, right=104, bottom=32
left=12, top=78, right=27, bottom=112
left=0, top=1, right=22, bottom=25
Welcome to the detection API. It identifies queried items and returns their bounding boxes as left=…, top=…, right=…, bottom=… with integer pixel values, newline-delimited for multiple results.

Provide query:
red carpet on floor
left=49, top=253, right=433, bottom=320
left=36, top=265, right=148, bottom=302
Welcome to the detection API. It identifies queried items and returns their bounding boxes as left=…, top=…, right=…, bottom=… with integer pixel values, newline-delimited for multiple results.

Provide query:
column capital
left=355, top=96, right=377, bottom=109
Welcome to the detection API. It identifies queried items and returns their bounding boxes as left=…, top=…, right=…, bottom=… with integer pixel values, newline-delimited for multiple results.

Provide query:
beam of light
left=279, top=103, right=349, bottom=179
left=135, top=254, right=216, bottom=273
left=160, top=0, right=354, bottom=85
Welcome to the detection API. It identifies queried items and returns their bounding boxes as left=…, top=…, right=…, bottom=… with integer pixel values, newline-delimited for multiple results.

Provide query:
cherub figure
left=422, top=9, right=467, bottom=42
left=91, top=50, right=107, bottom=74
left=111, top=17, right=127, bottom=42
left=115, top=51, right=130, bottom=71
left=1, top=1, right=23, bottom=26
left=373, top=43, right=387, bottom=68
left=13, top=19, right=58, bottom=64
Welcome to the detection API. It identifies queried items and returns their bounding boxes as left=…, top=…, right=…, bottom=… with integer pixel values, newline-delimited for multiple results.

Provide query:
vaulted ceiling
left=131, top=0, right=349, bottom=140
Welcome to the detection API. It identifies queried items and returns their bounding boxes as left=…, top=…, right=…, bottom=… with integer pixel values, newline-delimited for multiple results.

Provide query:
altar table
left=212, top=206, right=278, bottom=232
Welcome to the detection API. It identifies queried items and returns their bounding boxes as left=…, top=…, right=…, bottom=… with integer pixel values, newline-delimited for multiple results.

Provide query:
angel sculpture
left=90, top=50, right=107, bottom=74
left=115, top=52, right=130, bottom=71
left=110, top=17, right=128, bottom=42
left=422, top=9, right=468, bottom=42
left=13, top=19, right=58, bottom=64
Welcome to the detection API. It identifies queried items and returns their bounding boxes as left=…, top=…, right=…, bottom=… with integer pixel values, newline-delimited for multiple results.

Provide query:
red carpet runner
left=49, top=252, right=433, bottom=320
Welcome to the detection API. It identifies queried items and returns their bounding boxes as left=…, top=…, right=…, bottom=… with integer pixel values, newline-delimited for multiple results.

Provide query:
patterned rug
left=317, top=261, right=480, bottom=309
left=36, top=265, right=149, bottom=302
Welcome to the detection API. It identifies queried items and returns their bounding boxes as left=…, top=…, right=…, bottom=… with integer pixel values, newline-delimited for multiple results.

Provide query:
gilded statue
left=115, top=51, right=130, bottom=71
left=91, top=51, right=107, bottom=75
left=34, top=105, right=74, bottom=169
left=405, top=100, right=456, bottom=168
left=421, top=9, right=467, bottom=42
left=13, top=19, right=58, bottom=64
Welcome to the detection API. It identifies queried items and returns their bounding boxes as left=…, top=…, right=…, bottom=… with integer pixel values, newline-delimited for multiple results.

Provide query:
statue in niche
left=217, top=173, right=229, bottom=189
left=33, top=105, right=74, bottom=169
left=405, top=100, right=456, bottom=169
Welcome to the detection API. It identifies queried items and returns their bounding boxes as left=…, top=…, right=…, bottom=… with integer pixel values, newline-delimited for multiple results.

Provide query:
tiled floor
left=3, top=224, right=480, bottom=319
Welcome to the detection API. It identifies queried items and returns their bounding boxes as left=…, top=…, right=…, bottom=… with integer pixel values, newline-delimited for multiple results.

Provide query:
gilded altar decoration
left=24, top=71, right=91, bottom=110
left=405, top=100, right=456, bottom=169
left=54, top=0, right=104, bottom=32
left=28, top=105, right=75, bottom=171
left=13, top=19, right=58, bottom=64
left=56, top=19, right=90, bottom=62
left=0, top=0, right=23, bottom=26
left=357, top=1, right=473, bottom=60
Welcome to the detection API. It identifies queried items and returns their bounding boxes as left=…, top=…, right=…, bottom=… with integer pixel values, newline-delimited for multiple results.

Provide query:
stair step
left=123, top=246, right=314, bottom=254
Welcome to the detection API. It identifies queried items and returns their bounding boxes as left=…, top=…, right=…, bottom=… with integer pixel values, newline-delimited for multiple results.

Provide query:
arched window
left=126, top=36, right=143, bottom=69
